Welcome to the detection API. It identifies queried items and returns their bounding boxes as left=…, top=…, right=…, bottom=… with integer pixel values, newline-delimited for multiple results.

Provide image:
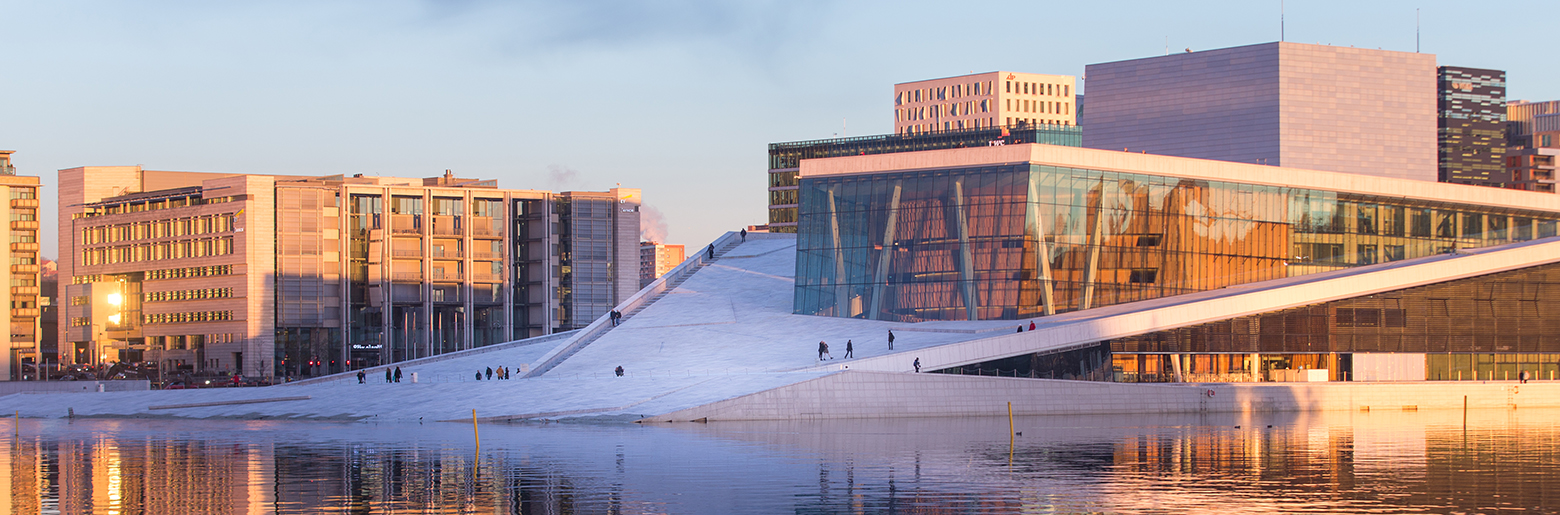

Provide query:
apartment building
left=894, top=71, right=1077, bottom=134
left=639, top=242, right=685, bottom=287
left=60, top=167, right=639, bottom=379
left=0, top=151, right=41, bottom=381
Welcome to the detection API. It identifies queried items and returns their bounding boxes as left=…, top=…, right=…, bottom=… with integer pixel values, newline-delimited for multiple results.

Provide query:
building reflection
left=4, top=413, right=1559, bottom=513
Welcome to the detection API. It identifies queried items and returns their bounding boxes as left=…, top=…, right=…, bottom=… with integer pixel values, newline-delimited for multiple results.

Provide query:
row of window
left=148, top=265, right=234, bottom=281
left=81, top=237, right=235, bottom=266
left=1008, top=80, right=1068, bottom=98
left=79, top=194, right=238, bottom=218
left=147, top=333, right=236, bottom=351
left=144, top=310, right=234, bottom=325
left=146, top=288, right=234, bottom=303
left=81, top=213, right=236, bottom=245
left=1008, top=99, right=1069, bottom=116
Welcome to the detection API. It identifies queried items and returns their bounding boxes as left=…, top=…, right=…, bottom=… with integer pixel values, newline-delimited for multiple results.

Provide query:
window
left=1128, top=269, right=1158, bottom=283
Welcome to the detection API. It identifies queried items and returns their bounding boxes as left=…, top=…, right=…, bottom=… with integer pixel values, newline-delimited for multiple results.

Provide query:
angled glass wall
left=795, top=164, right=1560, bottom=321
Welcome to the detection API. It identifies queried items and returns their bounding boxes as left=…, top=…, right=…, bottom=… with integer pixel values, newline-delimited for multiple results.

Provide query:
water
left=3, top=409, right=1558, bottom=514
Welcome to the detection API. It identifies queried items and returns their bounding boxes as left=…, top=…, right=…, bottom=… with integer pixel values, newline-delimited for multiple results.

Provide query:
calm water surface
left=3, top=410, right=1558, bottom=513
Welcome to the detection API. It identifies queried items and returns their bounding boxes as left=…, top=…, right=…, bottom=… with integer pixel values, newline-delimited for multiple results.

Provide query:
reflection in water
left=3, top=410, right=1559, bottom=513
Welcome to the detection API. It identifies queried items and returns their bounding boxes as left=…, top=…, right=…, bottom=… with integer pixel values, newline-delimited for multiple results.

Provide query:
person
left=888, top=329, right=895, bottom=350
left=615, top=365, right=625, bottom=377
left=1017, top=326, right=1023, bottom=333
left=357, top=370, right=365, bottom=384
left=394, top=367, right=402, bottom=383
left=844, top=339, right=854, bottom=358
left=611, top=310, right=621, bottom=326
left=1520, top=370, right=1530, bottom=384
left=485, top=367, right=493, bottom=380
left=1029, top=321, right=1036, bottom=331
left=740, top=228, right=747, bottom=242
left=914, top=358, right=921, bottom=373
left=385, top=368, right=393, bottom=383
left=475, top=371, right=482, bottom=380
left=707, top=244, right=715, bottom=260
left=818, top=341, right=833, bottom=360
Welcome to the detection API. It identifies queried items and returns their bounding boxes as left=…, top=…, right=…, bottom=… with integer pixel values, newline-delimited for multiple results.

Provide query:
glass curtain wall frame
left=795, top=164, right=1560, bottom=322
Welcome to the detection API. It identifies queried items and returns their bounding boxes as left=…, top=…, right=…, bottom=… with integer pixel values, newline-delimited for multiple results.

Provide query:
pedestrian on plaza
left=888, top=329, right=895, bottom=350
left=394, top=367, right=402, bottom=383
left=707, top=244, right=715, bottom=260
left=819, top=341, right=834, bottom=360
left=1029, top=321, right=1036, bottom=331
left=1017, top=326, right=1023, bottom=333
left=845, top=340, right=854, bottom=358
left=385, top=368, right=393, bottom=383
left=475, top=371, right=482, bottom=380
left=357, top=370, right=365, bottom=384
left=615, top=365, right=625, bottom=377
left=740, top=228, right=747, bottom=242
left=485, top=367, right=493, bottom=380
left=914, top=358, right=921, bottom=373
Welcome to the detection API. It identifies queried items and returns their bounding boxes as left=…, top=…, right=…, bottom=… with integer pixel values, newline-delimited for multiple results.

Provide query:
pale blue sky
left=2, top=0, right=1556, bottom=260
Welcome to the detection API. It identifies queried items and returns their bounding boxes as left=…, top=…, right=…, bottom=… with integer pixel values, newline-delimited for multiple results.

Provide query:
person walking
left=385, top=368, right=393, bottom=383
left=485, top=367, right=493, bottom=380
left=357, top=370, right=365, bottom=384
left=740, top=228, right=747, bottom=242
left=819, top=341, right=834, bottom=360
left=1029, top=321, right=1036, bottom=331
left=707, top=244, right=715, bottom=260
left=475, top=371, right=482, bottom=380
left=845, top=340, right=854, bottom=358
left=615, top=365, right=624, bottom=377
left=888, top=329, right=895, bottom=350
left=913, top=358, right=921, bottom=373
left=394, top=367, right=402, bottom=383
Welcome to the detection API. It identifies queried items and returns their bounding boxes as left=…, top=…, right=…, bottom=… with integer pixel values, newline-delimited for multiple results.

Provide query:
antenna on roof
left=1416, top=8, right=1421, bottom=53
left=1281, top=0, right=1285, bottom=42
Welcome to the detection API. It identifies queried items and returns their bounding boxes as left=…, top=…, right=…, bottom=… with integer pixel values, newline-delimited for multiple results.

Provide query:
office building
left=894, top=71, right=1076, bottom=135
left=0, top=151, right=41, bottom=381
left=1082, top=42, right=1438, bottom=181
left=1437, top=67, right=1508, bottom=186
left=59, top=167, right=639, bottom=379
left=767, top=125, right=1082, bottom=233
left=640, top=242, right=684, bottom=287
left=1506, top=100, right=1560, bottom=193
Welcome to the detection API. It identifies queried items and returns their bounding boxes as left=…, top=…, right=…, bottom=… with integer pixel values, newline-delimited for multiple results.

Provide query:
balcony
left=10, top=242, right=38, bottom=252
left=390, top=214, right=423, bottom=235
left=10, top=286, right=38, bottom=296
left=10, top=308, right=39, bottom=318
left=10, top=198, right=38, bottom=209
left=391, top=272, right=424, bottom=282
left=472, top=251, right=501, bottom=260
left=472, top=273, right=502, bottom=283
left=10, top=264, right=38, bottom=274
left=391, top=249, right=423, bottom=258
left=9, top=220, right=38, bottom=230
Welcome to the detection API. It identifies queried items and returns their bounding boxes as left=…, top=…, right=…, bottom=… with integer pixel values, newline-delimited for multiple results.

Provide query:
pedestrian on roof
left=394, top=367, right=402, bottom=383
left=1029, top=321, right=1036, bottom=331
left=475, top=371, right=482, bottom=380
left=819, top=341, right=833, bottom=360
left=615, top=365, right=624, bottom=377
left=740, top=228, right=747, bottom=242
left=485, top=367, right=493, bottom=380
left=845, top=339, right=854, bottom=358
left=385, top=368, right=392, bottom=383
left=914, top=358, right=921, bottom=373
left=888, top=329, right=895, bottom=350
left=707, top=244, right=715, bottom=260
left=357, top=370, right=365, bottom=384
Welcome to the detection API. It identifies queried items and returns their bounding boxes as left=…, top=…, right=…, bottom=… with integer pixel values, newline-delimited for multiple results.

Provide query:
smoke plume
left=546, top=164, right=584, bottom=189
left=640, top=203, right=669, bottom=243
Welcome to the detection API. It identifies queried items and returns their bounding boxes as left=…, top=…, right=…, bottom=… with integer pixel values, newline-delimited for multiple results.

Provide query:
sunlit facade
left=795, top=143, right=1560, bottom=382
left=0, top=150, right=41, bottom=381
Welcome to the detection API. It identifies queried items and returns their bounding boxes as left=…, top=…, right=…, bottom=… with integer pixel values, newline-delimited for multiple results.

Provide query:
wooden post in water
left=472, top=409, right=480, bottom=451
left=1463, top=396, right=1468, bottom=429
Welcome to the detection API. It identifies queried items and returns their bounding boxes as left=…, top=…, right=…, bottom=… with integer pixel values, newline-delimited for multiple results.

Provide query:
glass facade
left=768, top=126, right=1082, bottom=232
left=795, top=163, right=1560, bottom=322
left=1437, top=66, right=1507, bottom=186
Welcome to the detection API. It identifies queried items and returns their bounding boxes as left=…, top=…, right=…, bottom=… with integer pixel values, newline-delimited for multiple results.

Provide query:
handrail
left=522, top=230, right=743, bottom=378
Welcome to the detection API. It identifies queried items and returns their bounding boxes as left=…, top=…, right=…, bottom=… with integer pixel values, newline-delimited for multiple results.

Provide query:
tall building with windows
left=59, top=167, right=639, bottom=379
left=640, top=242, right=685, bottom=287
left=1437, top=66, right=1508, bottom=186
left=0, top=151, right=42, bottom=381
left=1506, top=100, right=1560, bottom=193
left=894, top=71, right=1076, bottom=135
left=1083, top=42, right=1438, bottom=181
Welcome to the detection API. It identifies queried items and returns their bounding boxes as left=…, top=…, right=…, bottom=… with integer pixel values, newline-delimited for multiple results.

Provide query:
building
left=1082, top=42, right=1438, bottom=181
left=1506, top=100, right=1560, bottom=193
left=894, top=71, right=1076, bottom=135
left=793, top=142, right=1560, bottom=382
left=640, top=242, right=685, bottom=287
left=59, top=167, right=640, bottom=379
left=1437, top=67, right=1508, bottom=186
left=767, top=125, right=1082, bottom=233
left=0, top=151, right=42, bottom=381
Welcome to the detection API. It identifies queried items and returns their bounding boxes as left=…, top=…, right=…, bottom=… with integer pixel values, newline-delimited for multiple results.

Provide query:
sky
left=3, top=0, right=1558, bottom=260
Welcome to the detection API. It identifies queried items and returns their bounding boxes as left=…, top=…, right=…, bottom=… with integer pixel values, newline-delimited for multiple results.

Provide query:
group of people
left=357, top=366, right=403, bottom=384
left=815, top=329, right=918, bottom=372
left=609, top=309, right=624, bottom=326
left=477, top=366, right=512, bottom=380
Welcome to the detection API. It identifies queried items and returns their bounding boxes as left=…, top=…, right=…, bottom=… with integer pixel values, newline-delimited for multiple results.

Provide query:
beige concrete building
left=894, top=71, right=1076, bottom=134
left=60, top=167, right=640, bottom=380
left=639, top=242, right=685, bottom=287
left=0, top=151, right=41, bottom=381
left=1083, top=42, right=1439, bottom=182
